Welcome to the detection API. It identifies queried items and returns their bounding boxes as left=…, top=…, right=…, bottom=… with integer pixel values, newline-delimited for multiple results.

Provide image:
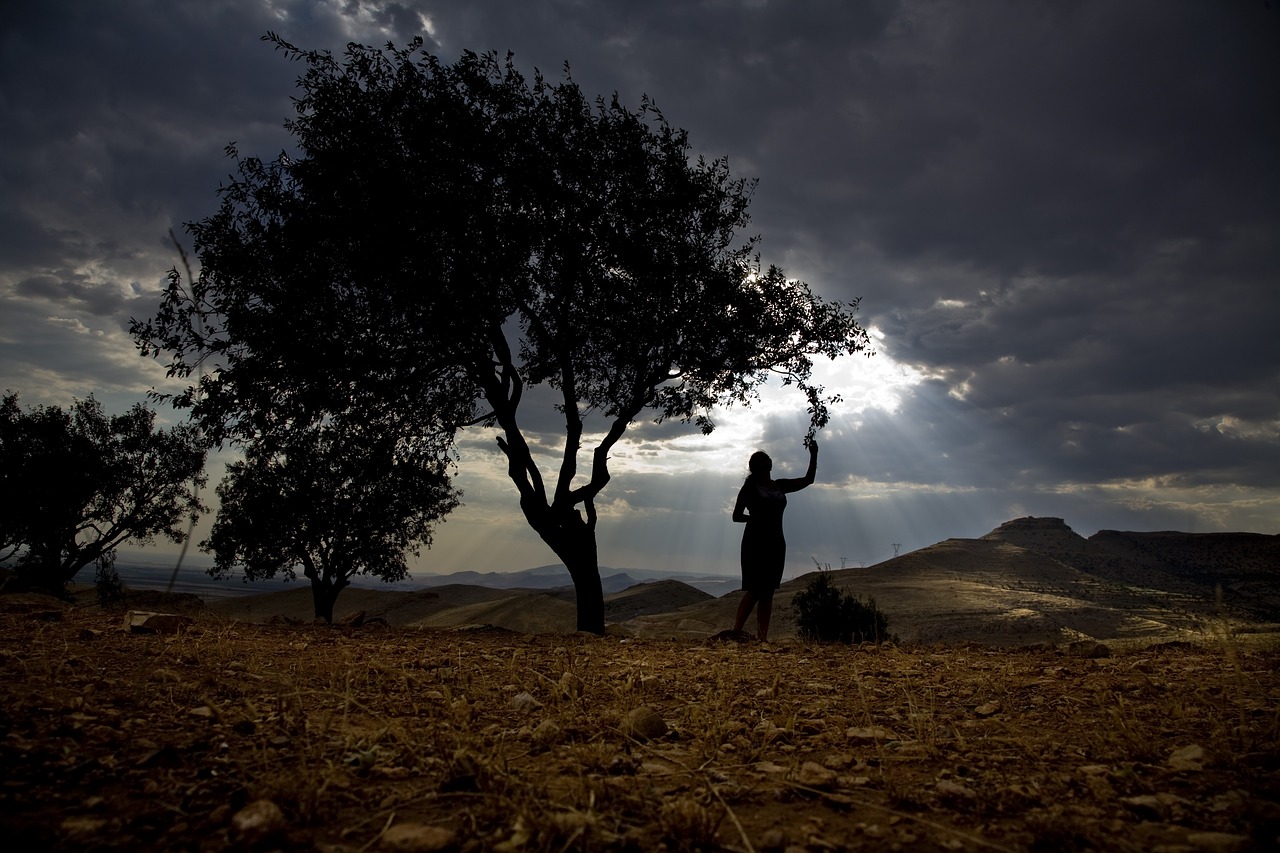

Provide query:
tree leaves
left=0, top=393, right=206, bottom=591
left=203, top=422, right=459, bottom=621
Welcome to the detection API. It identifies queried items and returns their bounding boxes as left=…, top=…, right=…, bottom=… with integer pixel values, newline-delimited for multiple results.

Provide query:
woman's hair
left=748, top=451, right=772, bottom=479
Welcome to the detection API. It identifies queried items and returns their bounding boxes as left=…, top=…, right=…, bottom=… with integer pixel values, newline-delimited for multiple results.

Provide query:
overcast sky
left=2, top=0, right=1277, bottom=583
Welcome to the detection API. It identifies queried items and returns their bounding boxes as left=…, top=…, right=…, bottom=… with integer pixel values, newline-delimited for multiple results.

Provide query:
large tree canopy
left=134, top=34, right=872, bottom=632
left=0, top=393, right=206, bottom=594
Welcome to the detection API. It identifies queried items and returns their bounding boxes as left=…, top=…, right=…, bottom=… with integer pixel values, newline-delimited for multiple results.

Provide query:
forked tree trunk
left=302, top=555, right=346, bottom=623
left=310, top=578, right=340, bottom=623
left=489, top=374, right=617, bottom=636
left=18, top=535, right=96, bottom=595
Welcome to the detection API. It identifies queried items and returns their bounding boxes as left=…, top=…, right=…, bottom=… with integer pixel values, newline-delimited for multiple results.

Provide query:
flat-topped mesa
left=982, top=516, right=1087, bottom=549
left=978, top=516, right=1123, bottom=575
left=983, top=516, right=1073, bottom=535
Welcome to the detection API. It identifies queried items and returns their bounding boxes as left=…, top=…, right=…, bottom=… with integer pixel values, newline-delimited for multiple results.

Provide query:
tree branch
left=480, top=322, right=547, bottom=506
left=553, top=361, right=582, bottom=511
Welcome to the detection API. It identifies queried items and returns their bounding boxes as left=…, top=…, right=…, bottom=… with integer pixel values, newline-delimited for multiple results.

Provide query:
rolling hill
left=205, top=517, right=1279, bottom=647
left=617, top=517, right=1279, bottom=645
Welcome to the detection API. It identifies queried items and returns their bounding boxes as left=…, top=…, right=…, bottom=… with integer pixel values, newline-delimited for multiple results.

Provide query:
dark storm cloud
left=15, top=272, right=133, bottom=317
left=1, top=0, right=1276, bottom=557
left=419, top=2, right=1278, bottom=484
left=2, top=2, right=286, bottom=195
left=805, top=4, right=1276, bottom=281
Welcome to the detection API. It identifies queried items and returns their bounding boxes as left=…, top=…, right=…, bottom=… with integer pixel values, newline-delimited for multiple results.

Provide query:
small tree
left=0, top=392, right=206, bottom=595
left=203, top=423, right=459, bottom=622
left=793, top=563, right=891, bottom=644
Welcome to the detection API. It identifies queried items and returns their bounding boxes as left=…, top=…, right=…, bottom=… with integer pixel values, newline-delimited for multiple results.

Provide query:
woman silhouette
left=731, top=441, right=818, bottom=640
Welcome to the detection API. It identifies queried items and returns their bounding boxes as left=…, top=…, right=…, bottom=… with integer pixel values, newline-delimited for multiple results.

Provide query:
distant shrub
left=793, top=563, right=892, bottom=644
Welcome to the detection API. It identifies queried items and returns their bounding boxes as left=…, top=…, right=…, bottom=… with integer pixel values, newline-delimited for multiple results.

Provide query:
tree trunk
left=302, top=555, right=346, bottom=623
left=563, top=545, right=605, bottom=635
left=535, top=509, right=605, bottom=634
left=486, top=365, right=613, bottom=635
left=16, top=541, right=83, bottom=597
left=309, top=576, right=340, bottom=623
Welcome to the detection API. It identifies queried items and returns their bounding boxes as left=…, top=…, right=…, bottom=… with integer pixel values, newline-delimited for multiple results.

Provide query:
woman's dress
left=738, top=478, right=801, bottom=596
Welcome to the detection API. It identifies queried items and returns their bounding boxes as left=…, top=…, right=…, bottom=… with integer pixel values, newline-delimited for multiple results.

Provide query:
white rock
left=510, top=692, right=539, bottom=714
left=845, top=726, right=892, bottom=741
left=935, top=780, right=977, bottom=800
left=59, top=817, right=108, bottom=840
left=794, top=761, right=838, bottom=789
left=1168, top=743, right=1206, bottom=771
left=380, top=822, right=456, bottom=852
left=231, top=799, right=286, bottom=840
left=531, top=719, right=563, bottom=748
left=558, top=672, right=584, bottom=698
left=122, top=610, right=193, bottom=635
left=622, top=706, right=668, bottom=742
left=1185, top=831, right=1249, bottom=853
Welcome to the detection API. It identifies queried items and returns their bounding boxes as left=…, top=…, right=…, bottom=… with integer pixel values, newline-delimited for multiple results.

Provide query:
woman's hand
left=796, top=438, right=819, bottom=488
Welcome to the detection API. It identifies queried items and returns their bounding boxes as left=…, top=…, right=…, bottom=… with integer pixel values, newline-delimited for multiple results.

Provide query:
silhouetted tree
left=204, top=423, right=459, bottom=623
left=133, top=35, right=872, bottom=633
left=0, top=392, right=206, bottom=595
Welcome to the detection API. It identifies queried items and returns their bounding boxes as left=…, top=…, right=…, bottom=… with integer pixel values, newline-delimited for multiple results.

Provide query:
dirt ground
left=1, top=595, right=1278, bottom=852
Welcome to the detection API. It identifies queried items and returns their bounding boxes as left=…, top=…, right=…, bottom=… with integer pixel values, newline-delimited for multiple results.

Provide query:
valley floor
left=1, top=596, right=1277, bottom=851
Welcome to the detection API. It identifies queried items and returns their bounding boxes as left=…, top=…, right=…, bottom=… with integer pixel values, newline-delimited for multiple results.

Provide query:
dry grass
left=1, top=594, right=1277, bottom=852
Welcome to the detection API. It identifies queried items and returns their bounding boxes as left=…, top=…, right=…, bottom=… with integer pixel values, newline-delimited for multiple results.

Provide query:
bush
left=793, top=565, right=891, bottom=644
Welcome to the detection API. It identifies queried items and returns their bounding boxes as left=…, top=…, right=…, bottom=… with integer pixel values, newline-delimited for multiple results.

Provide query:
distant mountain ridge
left=1090, top=528, right=1280, bottom=578
left=982, top=516, right=1280, bottom=620
left=621, top=517, right=1280, bottom=646
left=210, top=577, right=714, bottom=633
left=150, top=516, right=1280, bottom=647
left=413, top=565, right=739, bottom=597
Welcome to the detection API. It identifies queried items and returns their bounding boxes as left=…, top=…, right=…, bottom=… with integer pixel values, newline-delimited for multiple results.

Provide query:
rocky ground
left=1, top=593, right=1278, bottom=852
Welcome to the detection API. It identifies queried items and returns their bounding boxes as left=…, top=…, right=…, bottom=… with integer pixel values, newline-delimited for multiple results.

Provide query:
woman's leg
left=733, top=591, right=757, bottom=633
left=756, top=591, right=775, bottom=641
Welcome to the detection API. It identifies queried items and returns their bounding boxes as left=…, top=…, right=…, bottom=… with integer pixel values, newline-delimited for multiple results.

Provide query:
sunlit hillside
left=200, top=517, right=1280, bottom=649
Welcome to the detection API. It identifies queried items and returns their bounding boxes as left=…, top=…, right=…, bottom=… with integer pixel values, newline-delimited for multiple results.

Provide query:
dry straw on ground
left=1, top=594, right=1277, bottom=852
